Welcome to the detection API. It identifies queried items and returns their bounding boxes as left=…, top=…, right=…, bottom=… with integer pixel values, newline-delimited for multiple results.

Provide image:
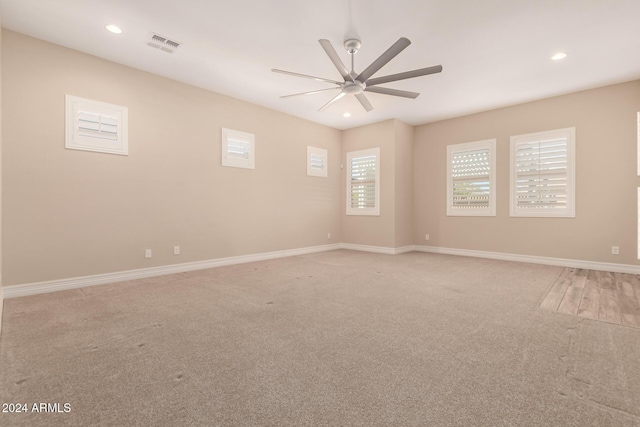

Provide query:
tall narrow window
left=510, top=127, right=575, bottom=217
left=446, top=139, right=496, bottom=216
left=346, top=148, right=380, bottom=216
left=221, top=128, right=255, bottom=169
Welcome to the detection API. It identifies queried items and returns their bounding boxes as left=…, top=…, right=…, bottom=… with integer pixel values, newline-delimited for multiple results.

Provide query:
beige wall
left=394, top=120, right=414, bottom=248
left=2, top=30, right=342, bottom=285
left=414, top=80, right=640, bottom=265
left=0, top=16, right=3, bottom=329
left=341, top=120, right=396, bottom=247
left=3, top=29, right=640, bottom=288
left=341, top=119, right=414, bottom=249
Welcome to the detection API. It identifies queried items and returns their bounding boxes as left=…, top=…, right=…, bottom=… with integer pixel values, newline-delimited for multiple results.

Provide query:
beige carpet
left=1, top=250, right=639, bottom=426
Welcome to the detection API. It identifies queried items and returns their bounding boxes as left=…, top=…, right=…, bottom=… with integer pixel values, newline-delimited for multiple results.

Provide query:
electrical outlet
left=425, top=234, right=430, bottom=241
left=145, top=249, right=152, bottom=259
left=327, top=233, right=331, bottom=239
left=611, top=246, right=619, bottom=255
left=173, top=246, right=180, bottom=255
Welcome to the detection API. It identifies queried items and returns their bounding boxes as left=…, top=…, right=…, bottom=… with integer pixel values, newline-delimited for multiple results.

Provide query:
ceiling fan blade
left=366, top=65, right=443, bottom=86
left=356, top=37, right=411, bottom=83
left=355, top=93, right=373, bottom=112
left=318, top=91, right=346, bottom=111
left=280, top=87, right=340, bottom=98
left=318, top=39, right=351, bottom=81
left=272, top=69, right=342, bottom=85
left=365, top=86, right=420, bottom=99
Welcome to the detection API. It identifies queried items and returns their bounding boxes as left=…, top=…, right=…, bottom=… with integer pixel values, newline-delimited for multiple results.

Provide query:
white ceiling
left=2, top=0, right=640, bottom=130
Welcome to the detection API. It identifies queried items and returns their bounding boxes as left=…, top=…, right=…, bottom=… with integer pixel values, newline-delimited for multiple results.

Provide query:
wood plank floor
left=540, top=268, right=640, bottom=328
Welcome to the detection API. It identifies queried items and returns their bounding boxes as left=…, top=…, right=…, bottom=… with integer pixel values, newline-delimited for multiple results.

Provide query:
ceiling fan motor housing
left=343, top=80, right=365, bottom=94
left=344, top=38, right=361, bottom=54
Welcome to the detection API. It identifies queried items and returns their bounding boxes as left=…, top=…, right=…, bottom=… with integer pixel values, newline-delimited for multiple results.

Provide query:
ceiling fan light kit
left=272, top=36, right=442, bottom=113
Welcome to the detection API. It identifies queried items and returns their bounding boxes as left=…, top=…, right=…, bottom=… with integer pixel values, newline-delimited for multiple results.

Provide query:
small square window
left=222, top=128, right=255, bottom=169
left=307, top=146, right=328, bottom=177
left=65, top=95, right=128, bottom=155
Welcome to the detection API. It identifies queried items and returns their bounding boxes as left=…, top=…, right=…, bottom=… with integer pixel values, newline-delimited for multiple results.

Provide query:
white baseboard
left=2, top=243, right=342, bottom=299
left=4, top=243, right=639, bottom=300
left=414, top=245, right=640, bottom=275
left=341, top=243, right=415, bottom=255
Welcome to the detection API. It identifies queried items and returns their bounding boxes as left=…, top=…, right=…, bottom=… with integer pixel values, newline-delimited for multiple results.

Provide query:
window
left=221, top=128, right=255, bottom=169
left=446, top=139, right=496, bottom=216
left=346, top=148, right=380, bottom=216
left=307, top=146, right=328, bottom=177
left=65, top=95, right=128, bottom=155
left=510, top=127, right=575, bottom=217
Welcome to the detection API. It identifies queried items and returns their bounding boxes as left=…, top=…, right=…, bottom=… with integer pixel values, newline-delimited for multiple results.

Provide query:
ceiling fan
left=272, top=36, right=442, bottom=112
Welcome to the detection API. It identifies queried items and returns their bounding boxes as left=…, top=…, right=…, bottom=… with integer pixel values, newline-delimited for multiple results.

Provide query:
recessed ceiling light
left=551, top=52, right=567, bottom=61
left=105, top=25, right=123, bottom=34
left=343, top=112, right=351, bottom=118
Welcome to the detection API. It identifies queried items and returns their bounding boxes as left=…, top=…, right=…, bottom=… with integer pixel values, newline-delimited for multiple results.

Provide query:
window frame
left=221, top=128, right=255, bottom=169
left=346, top=147, right=380, bottom=216
left=307, top=146, right=328, bottom=177
left=510, top=127, right=576, bottom=218
left=65, top=95, right=128, bottom=156
left=446, top=139, right=497, bottom=217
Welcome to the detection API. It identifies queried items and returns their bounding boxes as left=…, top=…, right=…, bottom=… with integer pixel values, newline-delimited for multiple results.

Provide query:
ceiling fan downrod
left=344, top=38, right=360, bottom=76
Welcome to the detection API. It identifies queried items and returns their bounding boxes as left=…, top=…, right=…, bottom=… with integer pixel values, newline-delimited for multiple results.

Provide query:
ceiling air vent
left=147, top=33, right=181, bottom=53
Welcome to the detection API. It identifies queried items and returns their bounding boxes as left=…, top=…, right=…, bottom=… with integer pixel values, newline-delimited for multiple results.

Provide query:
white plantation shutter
left=347, top=148, right=380, bottom=215
left=222, top=128, right=255, bottom=169
left=77, top=111, right=119, bottom=142
left=350, top=155, right=376, bottom=208
left=65, top=95, right=128, bottom=155
left=514, top=139, right=567, bottom=208
left=510, top=128, right=575, bottom=217
left=447, top=139, right=496, bottom=216
left=310, top=154, right=325, bottom=170
left=227, top=137, right=251, bottom=160
left=307, top=146, right=328, bottom=177
left=452, top=148, right=490, bottom=208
